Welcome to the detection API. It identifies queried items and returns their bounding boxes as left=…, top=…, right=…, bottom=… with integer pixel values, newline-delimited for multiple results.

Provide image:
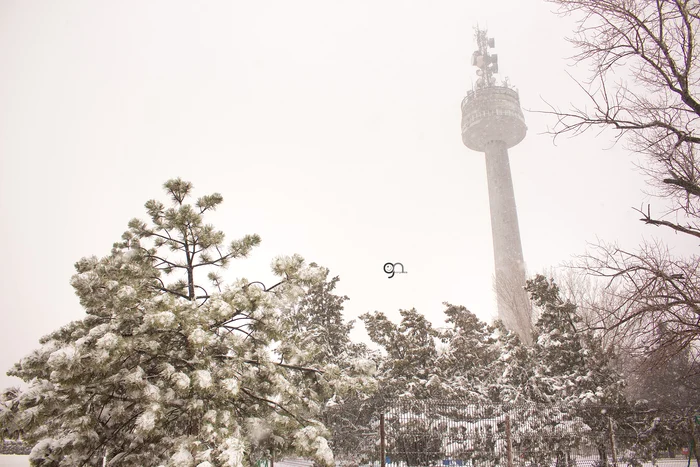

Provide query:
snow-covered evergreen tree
left=279, top=266, right=375, bottom=403
left=355, top=290, right=692, bottom=466
left=527, top=275, right=626, bottom=407
left=360, top=309, right=443, bottom=400
left=359, top=309, right=446, bottom=467
left=435, top=304, right=497, bottom=401
left=486, top=320, right=535, bottom=404
left=522, top=275, right=629, bottom=466
left=0, top=179, right=350, bottom=467
left=277, top=267, right=377, bottom=466
left=282, top=270, right=353, bottom=362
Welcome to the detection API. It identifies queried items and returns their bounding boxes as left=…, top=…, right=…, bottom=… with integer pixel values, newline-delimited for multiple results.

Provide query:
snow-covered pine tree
left=360, top=309, right=443, bottom=400
left=487, top=320, right=535, bottom=405
left=281, top=270, right=353, bottom=363
left=279, top=267, right=376, bottom=404
left=436, top=303, right=498, bottom=402
left=524, top=275, right=629, bottom=466
left=359, top=309, right=445, bottom=467
left=0, top=179, right=342, bottom=467
left=527, top=275, right=627, bottom=407
left=277, top=266, right=377, bottom=466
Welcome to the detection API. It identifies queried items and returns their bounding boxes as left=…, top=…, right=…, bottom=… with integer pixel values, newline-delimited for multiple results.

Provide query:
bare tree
left=493, top=272, right=536, bottom=343
left=539, top=0, right=700, bottom=370
left=537, top=267, right=631, bottom=353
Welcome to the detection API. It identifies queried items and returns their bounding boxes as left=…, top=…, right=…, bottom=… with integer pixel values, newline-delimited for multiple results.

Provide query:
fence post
left=505, top=414, right=514, bottom=467
left=380, top=413, right=386, bottom=467
left=608, top=417, right=618, bottom=467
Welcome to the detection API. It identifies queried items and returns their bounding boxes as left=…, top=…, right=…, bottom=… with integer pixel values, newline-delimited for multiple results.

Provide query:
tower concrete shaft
left=484, top=141, right=532, bottom=344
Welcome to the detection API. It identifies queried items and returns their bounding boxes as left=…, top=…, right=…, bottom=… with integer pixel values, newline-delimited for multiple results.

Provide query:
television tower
left=461, top=28, right=533, bottom=345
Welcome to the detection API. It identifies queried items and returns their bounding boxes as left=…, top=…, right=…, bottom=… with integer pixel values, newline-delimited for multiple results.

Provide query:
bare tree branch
left=542, top=0, right=700, bottom=368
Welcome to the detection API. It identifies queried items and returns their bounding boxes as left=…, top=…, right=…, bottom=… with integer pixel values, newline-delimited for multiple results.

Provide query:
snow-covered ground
left=0, top=456, right=29, bottom=467
left=363, top=460, right=694, bottom=467
left=570, top=461, right=691, bottom=467
left=1, top=455, right=695, bottom=467
left=0, top=455, right=317, bottom=467
left=562, top=457, right=692, bottom=467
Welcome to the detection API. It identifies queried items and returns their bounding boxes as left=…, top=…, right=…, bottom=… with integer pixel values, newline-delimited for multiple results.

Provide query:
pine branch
left=239, top=387, right=310, bottom=425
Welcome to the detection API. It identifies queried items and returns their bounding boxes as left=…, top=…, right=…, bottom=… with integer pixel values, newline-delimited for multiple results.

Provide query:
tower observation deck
left=461, top=28, right=533, bottom=345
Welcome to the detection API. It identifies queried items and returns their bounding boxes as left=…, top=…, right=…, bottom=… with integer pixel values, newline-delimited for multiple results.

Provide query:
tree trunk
left=598, top=444, right=608, bottom=466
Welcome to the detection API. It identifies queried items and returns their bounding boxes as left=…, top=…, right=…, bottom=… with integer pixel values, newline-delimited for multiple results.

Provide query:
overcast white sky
left=1, top=0, right=696, bottom=390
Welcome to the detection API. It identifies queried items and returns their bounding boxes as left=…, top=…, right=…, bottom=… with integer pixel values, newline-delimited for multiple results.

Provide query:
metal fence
left=329, top=399, right=700, bottom=467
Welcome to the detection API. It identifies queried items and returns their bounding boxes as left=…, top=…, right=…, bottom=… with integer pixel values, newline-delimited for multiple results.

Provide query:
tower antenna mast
left=471, top=27, right=498, bottom=89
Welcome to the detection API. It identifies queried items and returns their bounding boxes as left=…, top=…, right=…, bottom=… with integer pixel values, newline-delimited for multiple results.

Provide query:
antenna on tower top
left=471, top=27, right=498, bottom=89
